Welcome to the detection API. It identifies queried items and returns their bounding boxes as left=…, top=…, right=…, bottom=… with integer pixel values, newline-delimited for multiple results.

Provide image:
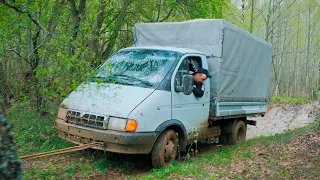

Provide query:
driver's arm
left=193, top=84, right=204, bottom=98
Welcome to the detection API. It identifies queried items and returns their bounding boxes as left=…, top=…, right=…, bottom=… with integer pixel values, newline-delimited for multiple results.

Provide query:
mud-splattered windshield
left=94, top=49, right=182, bottom=88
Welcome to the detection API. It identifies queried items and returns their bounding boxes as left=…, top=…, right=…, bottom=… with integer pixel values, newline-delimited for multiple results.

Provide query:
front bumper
left=55, top=119, right=159, bottom=154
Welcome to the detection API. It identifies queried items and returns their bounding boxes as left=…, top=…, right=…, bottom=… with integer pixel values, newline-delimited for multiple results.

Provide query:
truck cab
left=56, top=46, right=217, bottom=167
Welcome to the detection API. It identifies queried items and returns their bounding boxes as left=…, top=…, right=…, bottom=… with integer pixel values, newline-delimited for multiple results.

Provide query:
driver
left=193, top=68, right=211, bottom=98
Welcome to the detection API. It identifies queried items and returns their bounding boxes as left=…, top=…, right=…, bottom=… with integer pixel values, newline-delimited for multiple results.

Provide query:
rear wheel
left=151, top=129, right=178, bottom=168
left=227, top=120, right=246, bottom=145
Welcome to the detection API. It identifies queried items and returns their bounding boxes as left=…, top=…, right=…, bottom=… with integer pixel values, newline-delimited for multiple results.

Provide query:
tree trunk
left=241, top=0, right=245, bottom=25
left=293, top=16, right=300, bottom=97
left=101, top=0, right=134, bottom=60
left=90, top=0, right=107, bottom=64
left=69, top=0, right=86, bottom=55
left=265, top=0, right=272, bottom=41
left=249, top=0, right=255, bottom=33
left=0, top=65, right=6, bottom=111
left=156, top=0, right=162, bottom=22
left=305, top=4, right=311, bottom=98
left=46, top=0, right=60, bottom=42
left=0, top=91, right=22, bottom=179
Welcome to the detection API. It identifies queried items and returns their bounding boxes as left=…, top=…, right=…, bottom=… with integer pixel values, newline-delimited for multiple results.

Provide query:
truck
left=55, top=19, right=272, bottom=168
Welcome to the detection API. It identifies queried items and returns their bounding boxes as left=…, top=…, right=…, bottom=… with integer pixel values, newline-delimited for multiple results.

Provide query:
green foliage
left=270, top=96, right=311, bottom=104
left=177, top=0, right=225, bottom=19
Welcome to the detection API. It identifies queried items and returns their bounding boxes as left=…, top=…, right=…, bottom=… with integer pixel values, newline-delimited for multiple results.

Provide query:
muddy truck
left=55, top=19, right=272, bottom=168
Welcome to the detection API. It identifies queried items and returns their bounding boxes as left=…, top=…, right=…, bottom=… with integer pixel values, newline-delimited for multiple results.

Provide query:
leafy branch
left=0, top=0, right=49, bottom=33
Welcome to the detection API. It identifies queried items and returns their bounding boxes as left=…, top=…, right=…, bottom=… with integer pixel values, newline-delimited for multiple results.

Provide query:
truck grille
left=66, top=110, right=108, bottom=129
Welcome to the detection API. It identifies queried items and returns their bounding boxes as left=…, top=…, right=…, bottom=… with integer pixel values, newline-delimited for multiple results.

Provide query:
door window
left=174, top=56, right=203, bottom=92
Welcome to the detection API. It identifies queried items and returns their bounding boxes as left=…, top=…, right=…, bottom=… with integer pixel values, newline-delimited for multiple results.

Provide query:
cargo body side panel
left=213, top=101, right=267, bottom=117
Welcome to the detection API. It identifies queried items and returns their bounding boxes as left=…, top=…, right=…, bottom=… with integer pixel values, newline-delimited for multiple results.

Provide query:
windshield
left=94, top=49, right=182, bottom=88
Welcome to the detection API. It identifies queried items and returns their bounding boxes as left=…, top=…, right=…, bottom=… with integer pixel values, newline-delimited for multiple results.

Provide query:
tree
left=0, top=90, right=22, bottom=179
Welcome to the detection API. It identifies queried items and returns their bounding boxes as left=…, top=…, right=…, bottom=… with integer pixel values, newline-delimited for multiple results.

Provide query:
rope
left=20, top=142, right=102, bottom=160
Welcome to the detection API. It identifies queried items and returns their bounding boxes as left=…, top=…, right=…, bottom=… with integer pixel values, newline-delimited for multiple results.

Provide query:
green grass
left=6, top=105, right=72, bottom=156
left=23, top=164, right=62, bottom=179
left=270, top=96, right=311, bottom=104
left=22, top=156, right=98, bottom=179
left=92, top=157, right=127, bottom=174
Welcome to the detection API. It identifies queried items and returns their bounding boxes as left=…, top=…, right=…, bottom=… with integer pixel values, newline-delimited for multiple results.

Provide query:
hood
left=61, top=82, right=154, bottom=118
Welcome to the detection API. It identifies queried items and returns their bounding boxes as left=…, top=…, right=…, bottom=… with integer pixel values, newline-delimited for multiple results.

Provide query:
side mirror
left=182, top=75, right=194, bottom=95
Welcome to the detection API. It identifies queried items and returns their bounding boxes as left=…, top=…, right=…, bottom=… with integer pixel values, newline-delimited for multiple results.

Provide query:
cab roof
left=122, top=46, right=205, bottom=55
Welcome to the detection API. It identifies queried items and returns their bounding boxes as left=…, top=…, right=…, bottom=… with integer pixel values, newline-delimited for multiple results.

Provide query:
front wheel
left=151, top=129, right=178, bottom=168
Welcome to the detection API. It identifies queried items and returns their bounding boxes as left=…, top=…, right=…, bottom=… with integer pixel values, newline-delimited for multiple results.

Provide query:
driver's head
left=193, top=68, right=211, bottom=84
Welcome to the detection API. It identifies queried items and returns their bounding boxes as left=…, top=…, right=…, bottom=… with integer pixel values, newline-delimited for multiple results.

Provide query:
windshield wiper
left=91, top=76, right=136, bottom=86
left=112, top=74, right=153, bottom=87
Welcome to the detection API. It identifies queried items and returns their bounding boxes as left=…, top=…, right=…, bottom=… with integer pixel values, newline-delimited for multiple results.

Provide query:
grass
left=6, top=104, right=72, bottom=156
left=270, top=96, right=311, bottom=104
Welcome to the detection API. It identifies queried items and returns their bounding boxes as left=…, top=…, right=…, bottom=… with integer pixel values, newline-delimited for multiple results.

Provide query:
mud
left=247, top=101, right=320, bottom=139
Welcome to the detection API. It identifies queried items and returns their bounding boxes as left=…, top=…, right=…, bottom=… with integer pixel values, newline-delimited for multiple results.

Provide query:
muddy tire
left=151, top=129, right=178, bottom=168
left=227, top=120, right=246, bottom=145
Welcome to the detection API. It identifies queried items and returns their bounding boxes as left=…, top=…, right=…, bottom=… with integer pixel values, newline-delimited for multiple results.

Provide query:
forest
left=1, top=1, right=320, bottom=179
left=1, top=0, right=319, bottom=115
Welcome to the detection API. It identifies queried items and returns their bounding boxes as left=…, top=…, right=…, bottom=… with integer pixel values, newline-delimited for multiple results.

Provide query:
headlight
left=107, top=117, right=127, bottom=131
left=58, top=108, right=67, bottom=120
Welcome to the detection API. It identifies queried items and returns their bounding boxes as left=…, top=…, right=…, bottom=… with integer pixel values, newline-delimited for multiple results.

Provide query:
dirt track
left=247, top=102, right=320, bottom=139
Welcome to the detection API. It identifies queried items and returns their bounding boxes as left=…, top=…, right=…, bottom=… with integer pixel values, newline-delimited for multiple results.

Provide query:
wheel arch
left=155, top=119, right=187, bottom=152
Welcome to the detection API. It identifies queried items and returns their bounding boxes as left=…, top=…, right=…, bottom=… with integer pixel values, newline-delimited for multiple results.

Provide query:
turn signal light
left=125, top=119, right=138, bottom=132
